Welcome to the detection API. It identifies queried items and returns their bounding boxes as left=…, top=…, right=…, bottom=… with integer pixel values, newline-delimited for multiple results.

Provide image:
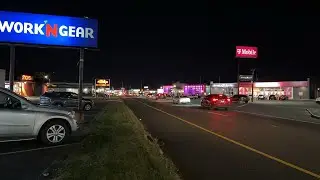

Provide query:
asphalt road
left=124, top=98, right=320, bottom=180
left=0, top=99, right=109, bottom=180
left=167, top=98, right=320, bottom=124
left=233, top=100, right=320, bottom=124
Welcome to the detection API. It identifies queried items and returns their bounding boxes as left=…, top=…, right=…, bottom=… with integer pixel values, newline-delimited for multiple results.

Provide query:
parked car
left=40, top=92, right=94, bottom=111
left=257, top=94, right=266, bottom=100
left=201, top=94, right=232, bottom=110
left=279, top=95, right=288, bottom=100
left=0, top=87, right=78, bottom=145
left=173, top=96, right=191, bottom=104
left=269, top=95, right=277, bottom=100
left=316, top=97, right=320, bottom=104
left=231, top=94, right=249, bottom=103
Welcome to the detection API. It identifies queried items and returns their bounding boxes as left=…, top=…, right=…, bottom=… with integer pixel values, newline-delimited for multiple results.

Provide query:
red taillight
left=212, top=98, right=218, bottom=101
left=227, top=98, right=230, bottom=102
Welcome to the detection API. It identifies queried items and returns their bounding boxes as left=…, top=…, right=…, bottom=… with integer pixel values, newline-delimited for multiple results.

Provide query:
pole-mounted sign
left=0, top=11, right=98, bottom=48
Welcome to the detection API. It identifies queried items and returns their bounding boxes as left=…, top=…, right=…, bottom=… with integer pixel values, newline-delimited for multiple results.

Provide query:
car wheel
left=39, top=120, right=70, bottom=145
left=84, top=103, right=92, bottom=111
left=245, top=100, right=248, bottom=103
left=55, top=103, right=63, bottom=107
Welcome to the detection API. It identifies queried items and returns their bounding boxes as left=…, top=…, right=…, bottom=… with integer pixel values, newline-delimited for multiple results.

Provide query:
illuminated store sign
left=212, top=83, right=235, bottom=88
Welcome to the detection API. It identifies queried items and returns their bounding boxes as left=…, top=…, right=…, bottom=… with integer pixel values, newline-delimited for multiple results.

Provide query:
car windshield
left=0, top=88, right=35, bottom=105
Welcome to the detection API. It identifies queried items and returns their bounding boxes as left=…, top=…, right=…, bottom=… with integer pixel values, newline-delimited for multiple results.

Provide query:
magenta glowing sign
left=236, top=46, right=258, bottom=58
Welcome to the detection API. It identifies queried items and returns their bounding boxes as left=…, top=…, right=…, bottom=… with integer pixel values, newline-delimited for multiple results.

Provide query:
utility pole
left=121, top=81, right=124, bottom=88
left=9, top=45, right=15, bottom=91
left=251, top=68, right=256, bottom=102
left=140, top=80, right=142, bottom=90
left=78, top=49, right=84, bottom=111
left=218, top=76, right=221, bottom=83
left=200, top=76, right=202, bottom=84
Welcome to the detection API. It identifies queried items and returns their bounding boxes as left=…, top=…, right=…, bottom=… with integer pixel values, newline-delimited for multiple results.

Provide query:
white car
left=0, top=87, right=79, bottom=145
left=188, top=95, right=199, bottom=99
left=316, top=97, right=320, bottom=104
left=173, top=96, right=191, bottom=104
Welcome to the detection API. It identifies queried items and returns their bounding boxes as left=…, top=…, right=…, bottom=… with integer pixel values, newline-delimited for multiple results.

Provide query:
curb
left=306, top=109, right=320, bottom=119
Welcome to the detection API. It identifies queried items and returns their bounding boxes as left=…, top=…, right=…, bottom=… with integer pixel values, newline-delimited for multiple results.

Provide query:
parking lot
left=0, top=98, right=110, bottom=180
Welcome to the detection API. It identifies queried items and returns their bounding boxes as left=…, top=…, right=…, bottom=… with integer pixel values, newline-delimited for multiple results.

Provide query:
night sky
left=0, top=2, right=319, bottom=88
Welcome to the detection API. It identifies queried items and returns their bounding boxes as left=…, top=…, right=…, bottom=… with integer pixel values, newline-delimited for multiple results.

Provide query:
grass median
left=53, top=100, right=180, bottom=180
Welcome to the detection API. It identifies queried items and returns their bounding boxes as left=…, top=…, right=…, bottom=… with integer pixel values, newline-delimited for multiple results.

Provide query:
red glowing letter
left=46, top=24, right=58, bottom=37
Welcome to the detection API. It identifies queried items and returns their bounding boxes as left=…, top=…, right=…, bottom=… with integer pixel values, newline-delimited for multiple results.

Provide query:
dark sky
left=0, top=2, right=319, bottom=88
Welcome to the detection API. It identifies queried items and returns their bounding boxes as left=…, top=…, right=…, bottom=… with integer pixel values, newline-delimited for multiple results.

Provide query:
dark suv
left=40, top=92, right=94, bottom=111
left=231, top=94, right=249, bottom=103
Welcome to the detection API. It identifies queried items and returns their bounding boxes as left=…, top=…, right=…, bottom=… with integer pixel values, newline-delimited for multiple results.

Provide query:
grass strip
left=53, top=101, right=180, bottom=180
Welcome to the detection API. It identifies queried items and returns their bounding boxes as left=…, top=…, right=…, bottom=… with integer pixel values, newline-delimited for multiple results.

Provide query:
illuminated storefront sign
left=95, top=79, right=110, bottom=87
left=21, top=75, right=33, bottom=81
left=239, top=75, right=253, bottom=82
left=0, top=11, right=98, bottom=48
left=212, top=83, right=235, bottom=88
left=236, top=46, right=258, bottom=58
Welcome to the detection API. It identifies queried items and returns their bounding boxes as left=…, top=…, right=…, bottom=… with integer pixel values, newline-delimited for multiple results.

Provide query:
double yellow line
left=137, top=100, right=320, bottom=179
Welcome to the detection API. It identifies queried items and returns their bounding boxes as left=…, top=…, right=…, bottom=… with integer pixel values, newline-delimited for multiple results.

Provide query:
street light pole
left=78, top=49, right=84, bottom=110
left=9, top=45, right=15, bottom=91
left=251, top=69, right=256, bottom=102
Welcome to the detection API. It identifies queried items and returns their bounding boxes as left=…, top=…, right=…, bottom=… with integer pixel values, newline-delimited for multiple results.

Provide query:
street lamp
left=44, top=75, right=50, bottom=83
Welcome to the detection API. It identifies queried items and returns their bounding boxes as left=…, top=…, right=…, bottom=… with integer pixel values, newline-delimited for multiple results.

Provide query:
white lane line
left=271, top=124, right=279, bottom=128
left=0, top=138, right=35, bottom=143
left=234, top=110, right=320, bottom=125
left=0, top=142, right=80, bottom=156
left=208, top=112, right=229, bottom=116
left=237, top=103, right=249, bottom=108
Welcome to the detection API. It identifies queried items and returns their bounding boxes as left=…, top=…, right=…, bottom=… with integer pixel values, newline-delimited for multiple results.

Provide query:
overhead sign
left=95, top=79, right=110, bottom=87
left=236, top=46, right=258, bottom=58
left=239, top=75, right=253, bottom=81
left=21, top=75, right=33, bottom=81
left=0, top=11, right=98, bottom=48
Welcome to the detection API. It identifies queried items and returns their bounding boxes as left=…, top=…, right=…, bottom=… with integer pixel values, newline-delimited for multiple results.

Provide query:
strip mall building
left=210, top=81, right=309, bottom=99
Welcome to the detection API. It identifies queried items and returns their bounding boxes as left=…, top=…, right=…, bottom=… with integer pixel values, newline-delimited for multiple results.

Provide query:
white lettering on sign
left=0, top=20, right=94, bottom=38
left=241, top=49, right=256, bottom=55
left=212, top=83, right=235, bottom=88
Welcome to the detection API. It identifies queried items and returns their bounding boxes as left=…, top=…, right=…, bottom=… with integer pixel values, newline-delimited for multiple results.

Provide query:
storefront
left=5, top=75, right=36, bottom=97
left=239, top=81, right=309, bottom=99
left=47, top=82, right=93, bottom=95
left=162, top=84, right=205, bottom=96
left=210, top=81, right=309, bottom=99
left=210, top=83, right=237, bottom=96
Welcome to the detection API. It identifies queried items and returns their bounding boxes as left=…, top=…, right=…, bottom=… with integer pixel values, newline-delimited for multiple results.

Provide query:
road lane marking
left=208, top=112, right=229, bottom=116
left=234, top=110, right=320, bottom=125
left=0, top=143, right=80, bottom=156
left=0, top=138, right=35, bottom=143
left=136, top=100, right=320, bottom=179
left=237, top=103, right=249, bottom=108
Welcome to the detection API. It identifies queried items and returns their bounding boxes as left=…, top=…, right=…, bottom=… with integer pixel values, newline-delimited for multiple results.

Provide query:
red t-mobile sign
left=236, top=46, right=258, bottom=58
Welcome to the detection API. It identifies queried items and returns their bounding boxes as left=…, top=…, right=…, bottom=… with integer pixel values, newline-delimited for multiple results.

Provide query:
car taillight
left=227, top=98, right=230, bottom=102
left=212, top=98, right=218, bottom=102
